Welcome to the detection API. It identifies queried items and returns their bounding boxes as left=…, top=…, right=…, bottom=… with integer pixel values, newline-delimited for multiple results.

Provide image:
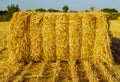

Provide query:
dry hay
left=7, top=12, right=30, bottom=64
left=5, top=12, right=120, bottom=82
left=80, top=13, right=98, bottom=82
left=30, top=13, right=43, bottom=62
left=80, top=13, right=96, bottom=61
left=56, top=13, right=69, bottom=61
left=42, top=13, right=56, bottom=61
left=68, top=13, right=82, bottom=82
left=91, top=13, right=117, bottom=82
left=69, top=13, right=82, bottom=61
left=92, top=13, right=113, bottom=67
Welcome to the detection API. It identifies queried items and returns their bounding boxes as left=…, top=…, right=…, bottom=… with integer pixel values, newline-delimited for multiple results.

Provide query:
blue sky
left=0, top=0, right=120, bottom=11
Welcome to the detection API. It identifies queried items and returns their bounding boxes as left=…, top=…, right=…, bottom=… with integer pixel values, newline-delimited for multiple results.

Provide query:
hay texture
left=7, top=12, right=30, bottom=64
left=8, top=12, right=114, bottom=64
left=81, top=13, right=96, bottom=61
left=42, top=13, right=56, bottom=61
left=69, top=13, right=82, bottom=61
left=30, top=13, right=43, bottom=62
left=56, top=13, right=69, bottom=61
left=93, top=13, right=114, bottom=67
left=7, top=12, right=120, bottom=81
left=91, top=13, right=116, bottom=82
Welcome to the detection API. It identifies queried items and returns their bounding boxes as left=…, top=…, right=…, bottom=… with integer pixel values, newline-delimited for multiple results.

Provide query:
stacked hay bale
left=7, top=12, right=30, bottom=64
left=92, top=13, right=115, bottom=82
left=81, top=13, right=96, bottom=61
left=69, top=13, right=82, bottom=82
left=30, top=13, right=43, bottom=62
left=69, top=13, right=82, bottom=61
left=80, top=13, right=98, bottom=82
left=56, top=14, right=69, bottom=61
left=7, top=12, right=119, bottom=81
left=42, top=13, right=56, bottom=61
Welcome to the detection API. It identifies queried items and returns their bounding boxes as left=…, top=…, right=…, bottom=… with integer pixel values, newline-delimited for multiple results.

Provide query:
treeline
left=0, top=4, right=20, bottom=21
left=0, top=4, right=120, bottom=21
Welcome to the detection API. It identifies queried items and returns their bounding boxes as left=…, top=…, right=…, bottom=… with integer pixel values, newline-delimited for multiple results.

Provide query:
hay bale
left=7, top=12, right=120, bottom=81
left=93, top=13, right=114, bottom=67
left=30, top=13, right=43, bottom=62
left=42, top=13, right=56, bottom=61
left=118, top=16, right=120, bottom=23
left=69, top=13, right=82, bottom=61
left=80, top=13, right=96, bottom=61
left=56, top=13, right=69, bottom=61
left=7, top=12, right=30, bottom=64
left=91, top=13, right=116, bottom=81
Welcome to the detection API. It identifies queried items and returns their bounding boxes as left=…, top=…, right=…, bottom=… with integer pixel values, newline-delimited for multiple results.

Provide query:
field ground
left=0, top=21, right=120, bottom=81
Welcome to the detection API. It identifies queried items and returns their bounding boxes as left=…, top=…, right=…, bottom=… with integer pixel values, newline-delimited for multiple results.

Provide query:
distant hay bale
left=56, top=13, right=69, bottom=61
left=69, top=13, right=82, bottom=61
left=118, top=16, right=120, bottom=23
left=7, top=12, right=30, bottom=64
left=30, top=13, right=43, bottom=62
left=81, top=13, right=96, bottom=61
left=42, top=13, right=56, bottom=61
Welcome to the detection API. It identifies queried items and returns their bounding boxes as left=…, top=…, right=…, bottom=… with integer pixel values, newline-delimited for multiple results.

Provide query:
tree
left=90, top=6, right=95, bottom=11
left=84, top=10, right=89, bottom=12
left=7, top=3, right=20, bottom=20
left=47, top=8, right=60, bottom=12
left=0, top=10, right=7, bottom=15
left=101, top=8, right=118, bottom=13
left=35, top=8, right=46, bottom=12
left=62, top=5, right=69, bottom=12
left=69, top=10, right=77, bottom=13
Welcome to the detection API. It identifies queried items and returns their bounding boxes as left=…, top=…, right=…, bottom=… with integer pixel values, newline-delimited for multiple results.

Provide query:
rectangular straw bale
left=42, top=13, right=56, bottom=61
left=93, top=13, right=114, bottom=67
left=56, top=13, right=69, bottom=61
left=69, top=13, right=82, bottom=61
left=7, top=12, right=30, bottom=63
left=30, top=13, right=43, bottom=62
left=81, top=13, right=96, bottom=61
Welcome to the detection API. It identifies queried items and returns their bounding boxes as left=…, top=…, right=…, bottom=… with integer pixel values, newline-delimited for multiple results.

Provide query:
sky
left=0, top=0, right=120, bottom=11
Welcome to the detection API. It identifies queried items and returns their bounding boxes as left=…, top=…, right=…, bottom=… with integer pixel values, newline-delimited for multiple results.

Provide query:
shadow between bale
left=111, top=37, right=120, bottom=64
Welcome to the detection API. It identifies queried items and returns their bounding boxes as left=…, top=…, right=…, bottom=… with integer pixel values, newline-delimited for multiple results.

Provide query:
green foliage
left=7, top=3, right=20, bottom=18
left=26, top=9, right=33, bottom=12
left=84, top=10, right=89, bottom=12
left=108, top=12, right=120, bottom=20
left=0, top=15, right=9, bottom=21
left=69, top=10, right=78, bottom=13
left=101, top=8, right=118, bottom=13
left=35, top=8, right=46, bottom=12
left=0, top=10, right=7, bottom=15
left=47, top=8, right=60, bottom=12
left=0, top=3, right=20, bottom=21
left=100, top=8, right=119, bottom=20
left=90, top=6, right=95, bottom=11
left=62, top=5, right=69, bottom=12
